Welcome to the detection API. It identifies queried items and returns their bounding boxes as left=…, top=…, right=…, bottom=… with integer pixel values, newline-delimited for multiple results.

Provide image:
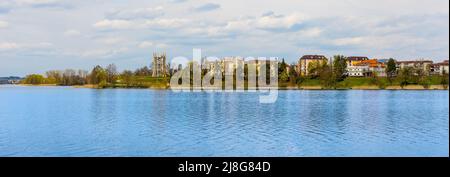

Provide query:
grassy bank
left=20, top=76, right=448, bottom=90
left=297, top=76, right=448, bottom=90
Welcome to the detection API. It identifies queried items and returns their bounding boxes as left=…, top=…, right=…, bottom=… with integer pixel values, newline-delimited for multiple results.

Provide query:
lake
left=0, top=85, right=448, bottom=157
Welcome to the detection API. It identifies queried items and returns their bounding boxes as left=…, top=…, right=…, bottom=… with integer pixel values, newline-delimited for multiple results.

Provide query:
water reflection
left=0, top=86, right=448, bottom=156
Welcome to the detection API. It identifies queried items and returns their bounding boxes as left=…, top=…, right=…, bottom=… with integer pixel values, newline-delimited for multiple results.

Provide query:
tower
left=152, top=52, right=167, bottom=77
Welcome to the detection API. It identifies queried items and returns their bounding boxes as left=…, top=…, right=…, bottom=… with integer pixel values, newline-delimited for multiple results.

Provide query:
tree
left=134, top=66, right=152, bottom=76
left=441, top=70, right=449, bottom=89
left=319, top=63, right=335, bottom=88
left=121, top=70, right=134, bottom=87
left=307, top=61, right=326, bottom=78
left=62, top=69, right=76, bottom=86
left=332, top=55, right=347, bottom=81
left=106, top=64, right=118, bottom=84
left=23, top=74, right=45, bottom=85
left=386, top=58, right=397, bottom=83
left=90, top=65, right=107, bottom=85
left=278, top=59, right=289, bottom=82
left=45, top=70, right=62, bottom=84
left=398, top=67, right=413, bottom=88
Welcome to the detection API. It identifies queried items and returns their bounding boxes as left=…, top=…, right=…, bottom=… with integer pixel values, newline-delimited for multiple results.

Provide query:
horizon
left=1, top=0, right=449, bottom=76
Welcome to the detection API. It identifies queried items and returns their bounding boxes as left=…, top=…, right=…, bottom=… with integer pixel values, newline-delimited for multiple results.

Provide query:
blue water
left=0, top=85, right=448, bottom=157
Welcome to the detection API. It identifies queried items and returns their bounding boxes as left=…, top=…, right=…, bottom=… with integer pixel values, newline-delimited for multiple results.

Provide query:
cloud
left=0, top=20, right=9, bottom=28
left=97, top=37, right=125, bottom=45
left=138, top=41, right=153, bottom=48
left=63, top=29, right=81, bottom=37
left=0, top=1, right=14, bottom=13
left=93, top=18, right=190, bottom=30
left=93, top=19, right=135, bottom=29
left=255, top=12, right=306, bottom=31
left=0, top=42, right=19, bottom=50
left=170, top=0, right=188, bottom=3
left=80, top=47, right=129, bottom=58
left=193, top=3, right=220, bottom=12
left=106, top=6, right=164, bottom=20
left=332, top=37, right=364, bottom=46
left=15, top=0, right=71, bottom=9
left=0, top=41, right=52, bottom=51
left=143, top=18, right=189, bottom=29
left=138, top=41, right=168, bottom=49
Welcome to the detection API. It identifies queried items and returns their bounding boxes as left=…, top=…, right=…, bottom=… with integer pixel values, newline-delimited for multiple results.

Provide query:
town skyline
left=0, top=0, right=449, bottom=76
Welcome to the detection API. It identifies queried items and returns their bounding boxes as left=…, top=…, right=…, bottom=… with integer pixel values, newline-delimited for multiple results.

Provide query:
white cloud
left=138, top=41, right=153, bottom=48
left=98, top=37, right=125, bottom=45
left=63, top=29, right=81, bottom=37
left=107, top=6, right=164, bottom=20
left=80, top=47, right=129, bottom=58
left=138, top=41, right=168, bottom=49
left=93, top=18, right=190, bottom=30
left=332, top=37, right=365, bottom=46
left=299, top=28, right=323, bottom=38
left=255, top=12, right=306, bottom=30
left=143, top=18, right=189, bottom=29
left=0, top=42, right=19, bottom=50
left=93, top=19, right=135, bottom=29
left=0, top=20, right=8, bottom=28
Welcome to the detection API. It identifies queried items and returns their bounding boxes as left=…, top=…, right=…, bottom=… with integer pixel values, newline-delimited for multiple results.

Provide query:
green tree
left=386, top=58, right=397, bottom=83
left=307, top=60, right=327, bottom=79
left=398, top=67, right=413, bottom=88
left=45, top=70, right=62, bottom=84
left=441, top=71, right=449, bottom=89
left=90, top=65, right=107, bottom=85
left=278, top=59, right=289, bottom=82
left=332, top=55, right=347, bottom=81
left=120, top=70, right=134, bottom=87
left=319, top=63, right=335, bottom=89
left=106, top=64, right=118, bottom=84
left=23, top=74, right=45, bottom=85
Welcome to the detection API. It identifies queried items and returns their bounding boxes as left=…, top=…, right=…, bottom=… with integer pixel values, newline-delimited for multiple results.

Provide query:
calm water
left=0, top=85, right=448, bottom=157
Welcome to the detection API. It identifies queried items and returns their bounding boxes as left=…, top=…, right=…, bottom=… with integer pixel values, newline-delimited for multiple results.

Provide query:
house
left=0, top=76, right=23, bottom=84
left=346, top=56, right=369, bottom=67
left=221, top=57, right=245, bottom=76
left=430, top=60, right=449, bottom=75
left=347, top=64, right=371, bottom=77
left=361, top=59, right=387, bottom=77
left=396, top=60, right=433, bottom=75
left=297, top=55, right=328, bottom=76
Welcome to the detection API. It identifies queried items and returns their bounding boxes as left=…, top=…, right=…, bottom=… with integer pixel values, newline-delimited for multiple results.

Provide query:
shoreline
left=10, top=84, right=449, bottom=90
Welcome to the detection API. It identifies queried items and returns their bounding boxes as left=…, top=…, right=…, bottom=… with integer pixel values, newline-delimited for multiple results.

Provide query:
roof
left=396, top=60, right=433, bottom=64
left=347, top=56, right=369, bottom=61
left=355, top=59, right=385, bottom=68
left=300, top=55, right=327, bottom=60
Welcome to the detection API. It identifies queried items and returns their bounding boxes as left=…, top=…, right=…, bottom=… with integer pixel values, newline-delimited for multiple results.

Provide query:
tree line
left=22, top=64, right=158, bottom=87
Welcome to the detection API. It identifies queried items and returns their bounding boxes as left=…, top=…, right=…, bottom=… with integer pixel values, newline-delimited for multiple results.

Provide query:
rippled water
left=0, top=85, right=448, bottom=157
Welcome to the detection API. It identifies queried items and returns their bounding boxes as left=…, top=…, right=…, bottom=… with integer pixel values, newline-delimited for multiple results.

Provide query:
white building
left=347, top=65, right=370, bottom=77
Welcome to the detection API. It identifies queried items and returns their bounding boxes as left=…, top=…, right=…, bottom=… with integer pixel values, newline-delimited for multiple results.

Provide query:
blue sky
left=0, top=0, right=449, bottom=76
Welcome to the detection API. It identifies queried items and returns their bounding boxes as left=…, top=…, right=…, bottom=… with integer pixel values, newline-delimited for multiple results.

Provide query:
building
left=347, top=59, right=387, bottom=77
left=297, top=55, right=328, bottom=76
left=0, top=76, right=23, bottom=84
left=347, top=65, right=370, bottom=77
left=361, top=59, right=387, bottom=77
left=346, top=56, right=369, bottom=67
left=431, top=60, right=449, bottom=75
left=152, top=53, right=167, bottom=77
left=396, top=60, right=433, bottom=75
left=221, top=57, right=245, bottom=76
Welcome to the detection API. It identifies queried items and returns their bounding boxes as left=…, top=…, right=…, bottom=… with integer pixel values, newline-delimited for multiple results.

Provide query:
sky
left=0, top=0, right=449, bottom=76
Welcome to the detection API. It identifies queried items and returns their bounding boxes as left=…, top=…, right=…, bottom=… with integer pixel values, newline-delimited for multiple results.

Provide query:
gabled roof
left=300, top=55, right=327, bottom=60
left=347, top=56, right=369, bottom=61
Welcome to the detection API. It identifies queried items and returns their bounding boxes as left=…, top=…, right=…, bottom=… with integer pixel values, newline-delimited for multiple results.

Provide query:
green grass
left=297, top=76, right=447, bottom=89
left=114, top=76, right=170, bottom=88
